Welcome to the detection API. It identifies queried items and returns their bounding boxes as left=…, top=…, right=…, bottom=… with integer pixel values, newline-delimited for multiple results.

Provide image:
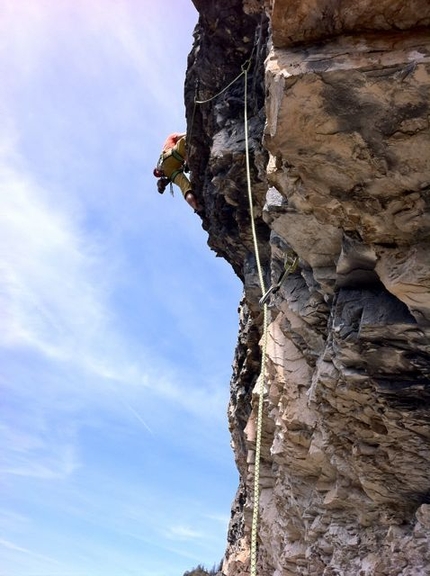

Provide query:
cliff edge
left=185, top=1, right=430, bottom=574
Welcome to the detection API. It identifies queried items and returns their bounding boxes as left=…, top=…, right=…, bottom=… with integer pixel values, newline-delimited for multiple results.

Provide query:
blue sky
left=0, top=2, right=242, bottom=575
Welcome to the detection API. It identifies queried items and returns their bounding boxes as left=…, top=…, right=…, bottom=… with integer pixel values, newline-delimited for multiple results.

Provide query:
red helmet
left=153, top=168, right=163, bottom=178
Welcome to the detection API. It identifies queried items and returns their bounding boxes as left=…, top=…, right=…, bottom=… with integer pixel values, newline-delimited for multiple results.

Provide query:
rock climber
left=153, top=132, right=200, bottom=212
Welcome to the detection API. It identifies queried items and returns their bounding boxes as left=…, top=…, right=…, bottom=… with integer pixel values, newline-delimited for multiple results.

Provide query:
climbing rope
left=243, top=46, right=298, bottom=576
left=243, top=58, right=267, bottom=576
left=189, top=39, right=257, bottom=148
left=190, top=30, right=278, bottom=575
left=188, top=65, right=249, bottom=157
left=192, top=43, right=267, bottom=576
left=194, top=66, right=248, bottom=105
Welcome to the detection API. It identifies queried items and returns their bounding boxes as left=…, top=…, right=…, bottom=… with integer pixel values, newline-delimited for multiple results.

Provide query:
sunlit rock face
left=186, top=1, right=430, bottom=574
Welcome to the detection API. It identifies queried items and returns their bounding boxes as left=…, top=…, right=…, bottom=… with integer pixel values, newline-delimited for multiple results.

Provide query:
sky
left=0, top=2, right=243, bottom=575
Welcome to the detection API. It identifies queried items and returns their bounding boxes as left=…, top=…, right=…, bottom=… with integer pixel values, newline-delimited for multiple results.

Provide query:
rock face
left=185, top=1, right=430, bottom=574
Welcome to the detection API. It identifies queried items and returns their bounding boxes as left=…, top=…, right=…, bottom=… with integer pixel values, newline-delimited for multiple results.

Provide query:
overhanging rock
left=185, top=1, right=430, bottom=574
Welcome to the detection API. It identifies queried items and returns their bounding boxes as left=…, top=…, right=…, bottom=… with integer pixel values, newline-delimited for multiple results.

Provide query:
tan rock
left=269, top=0, right=430, bottom=48
left=186, top=1, right=430, bottom=574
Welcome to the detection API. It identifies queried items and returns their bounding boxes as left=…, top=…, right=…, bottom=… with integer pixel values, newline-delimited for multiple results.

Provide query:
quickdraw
left=259, top=251, right=299, bottom=306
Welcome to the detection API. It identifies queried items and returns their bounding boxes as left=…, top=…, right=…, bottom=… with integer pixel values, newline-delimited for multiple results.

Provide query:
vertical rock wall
left=186, top=1, right=430, bottom=574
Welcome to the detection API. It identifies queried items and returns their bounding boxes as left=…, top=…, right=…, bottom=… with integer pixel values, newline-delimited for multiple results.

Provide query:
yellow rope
left=189, top=57, right=251, bottom=174
left=243, top=62, right=268, bottom=576
left=191, top=45, right=268, bottom=574
left=194, top=66, right=247, bottom=105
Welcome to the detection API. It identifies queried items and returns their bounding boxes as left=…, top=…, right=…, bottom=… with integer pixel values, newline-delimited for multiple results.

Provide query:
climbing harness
left=156, top=148, right=185, bottom=174
left=259, top=251, right=299, bottom=306
left=170, top=168, right=183, bottom=183
left=162, top=148, right=185, bottom=163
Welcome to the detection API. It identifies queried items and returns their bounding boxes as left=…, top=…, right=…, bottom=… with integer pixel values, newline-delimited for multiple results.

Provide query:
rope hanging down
left=194, top=66, right=248, bottom=105
left=191, top=38, right=276, bottom=576
left=193, top=47, right=267, bottom=576
left=189, top=65, right=249, bottom=149
left=189, top=42, right=256, bottom=146
left=243, top=58, right=268, bottom=576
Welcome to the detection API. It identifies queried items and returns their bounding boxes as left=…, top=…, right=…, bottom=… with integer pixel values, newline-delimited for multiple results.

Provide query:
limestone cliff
left=185, top=1, right=430, bottom=574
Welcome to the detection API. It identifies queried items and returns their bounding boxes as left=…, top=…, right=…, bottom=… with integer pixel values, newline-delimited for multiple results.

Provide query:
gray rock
left=185, top=1, right=430, bottom=574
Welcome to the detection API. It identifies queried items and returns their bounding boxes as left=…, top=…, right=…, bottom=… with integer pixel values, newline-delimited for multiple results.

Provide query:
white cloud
left=205, top=512, right=231, bottom=525
left=0, top=159, right=144, bottom=390
left=0, top=537, right=63, bottom=567
left=0, top=164, right=109, bottom=360
left=0, top=153, right=230, bottom=481
left=165, top=525, right=204, bottom=541
left=0, top=4, right=235, bottom=575
left=0, top=409, right=81, bottom=481
left=0, top=160, right=229, bottom=455
left=0, top=1, right=50, bottom=83
left=2, top=445, right=79, bottom=480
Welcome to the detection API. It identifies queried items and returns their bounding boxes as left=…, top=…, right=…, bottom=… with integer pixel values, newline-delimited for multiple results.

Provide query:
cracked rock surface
left=185, top=1, right=430, bottom=574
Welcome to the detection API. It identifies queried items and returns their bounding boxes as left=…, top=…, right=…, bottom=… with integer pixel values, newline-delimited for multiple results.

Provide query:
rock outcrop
left=185, top=1, right=430, bottom=574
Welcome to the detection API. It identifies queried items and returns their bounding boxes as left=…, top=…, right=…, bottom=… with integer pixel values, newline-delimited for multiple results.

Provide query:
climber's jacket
left=156, top=148, right=184, bottom=182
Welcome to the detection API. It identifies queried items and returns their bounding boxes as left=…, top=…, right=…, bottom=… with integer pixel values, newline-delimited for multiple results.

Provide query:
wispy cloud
left=0, top=159, right=150, bottom=390
left=0, top=3, right=235, bottom=576
left=0, top=153, right=231, bottom=481
left=0, top=537, right=63, bottom=567
left=165, top=525, right=205, bottom=541
left=0, top=103, right=228, bottom=419
left=205, top=512, right=231, bottom=525
left=0, top=165, right=107, bottom=358
left=0, top=425, right=80, bottom=480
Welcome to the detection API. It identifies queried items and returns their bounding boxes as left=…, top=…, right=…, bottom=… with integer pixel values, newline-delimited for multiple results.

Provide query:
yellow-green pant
left=161, top=137, right=191, bottom=198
